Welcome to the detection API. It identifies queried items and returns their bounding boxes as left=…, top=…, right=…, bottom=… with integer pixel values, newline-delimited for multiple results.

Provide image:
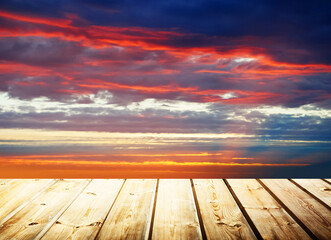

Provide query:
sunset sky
left=0, top=0, right=330, bottom=177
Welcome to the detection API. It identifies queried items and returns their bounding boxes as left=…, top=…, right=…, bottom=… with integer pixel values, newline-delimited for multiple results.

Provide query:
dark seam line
left=0, top=179, right=58, bottom=226
left=257, top=179, right=318, bottom=240
left=190, top=179, right=207, bottom=240
left=35, top=179, right=92, bottom=240
left=289, top=179, right=330, bottom=211
left=148, top=179, right=159, bottom=240
left=223, top=179, right=263, bottom=240
left=321, top=179, right=331, bottom=185
left=93, top=179, right=127, bottom=240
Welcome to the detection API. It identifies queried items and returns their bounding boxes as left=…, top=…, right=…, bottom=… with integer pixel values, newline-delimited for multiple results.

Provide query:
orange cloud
left=114, top=152, right=223, bottom=157
left=77, top=79, right=197, bottom=93
left=1, top=159, right=310, bottom=167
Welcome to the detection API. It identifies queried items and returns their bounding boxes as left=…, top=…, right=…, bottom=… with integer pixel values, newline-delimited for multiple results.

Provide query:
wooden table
left=0, top=179, right=330, bottom=239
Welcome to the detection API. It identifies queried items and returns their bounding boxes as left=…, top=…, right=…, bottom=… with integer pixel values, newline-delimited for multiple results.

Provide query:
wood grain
left=227, top=179, right=311, bottom=240
left=42, top=179, right=124, bottom=240
left=0, top=179, right=89, bottom=240
left=323, top=179, right=331, bottom=184
left=96, top=179, right=156, bottom=240
left=0, top=179, right=14, bottom=185
left=193, top=179, right=257, bottom=240
left=0, top=179, right=55, bottom=224
left=261, top=179, right=331, bottom=240
left=0, top=178, right=329, bottom=240
left=292, top=179, right=331, bottom=207
left=152, top=179, right=202, bottom=240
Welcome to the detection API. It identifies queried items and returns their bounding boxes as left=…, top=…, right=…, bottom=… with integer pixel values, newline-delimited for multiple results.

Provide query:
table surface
left=0, top=179, right=330, bottom=240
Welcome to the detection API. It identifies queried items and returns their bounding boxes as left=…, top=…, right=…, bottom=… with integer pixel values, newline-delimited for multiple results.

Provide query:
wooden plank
left=0, top=179, right=41, bottom=199
left=0, top=179, right=55, bottom=224
left=0, top=179, right=21, bottom=200
left=96, top=179, right=156, bottom=240
left=41, top=179, right=124, bottom=240
left=193, top=179, right=257, bottom=240
left=291, top=179, right=331, bottom=207
left=226, top=179, right=311, bottom=240
left=324, top=179, right=331, bottom=184
left=261, top=179, right=331, bottom=240
left=0, top=179, right=26, bottom=197
left=152, top=179, right=202, bottom=240
left=0, top=179, right=14, bottom=185
left=0, top=179, right=89, bottom=240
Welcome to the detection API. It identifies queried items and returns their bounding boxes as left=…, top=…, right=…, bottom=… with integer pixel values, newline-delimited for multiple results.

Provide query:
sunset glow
left=0, top=1, right=330, bottom=177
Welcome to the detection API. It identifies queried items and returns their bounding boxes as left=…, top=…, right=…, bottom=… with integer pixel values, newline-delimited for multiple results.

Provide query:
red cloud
left=0, top=10, right=72, bottom=28
left=0, top=9, right=330, bottom=107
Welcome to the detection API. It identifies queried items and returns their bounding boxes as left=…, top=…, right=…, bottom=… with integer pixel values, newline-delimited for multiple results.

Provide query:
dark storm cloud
left=82, top=0, right=331, bottom=64
left=0, top=37, right=86, bottom=67
left=0, top=0, right=330, bottom=64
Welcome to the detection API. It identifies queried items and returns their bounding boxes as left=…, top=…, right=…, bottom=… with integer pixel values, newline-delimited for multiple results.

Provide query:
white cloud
left=0, top=91, right=124, bottom=114
left=233, top=57, right=257, bottom=63
left=126, top=98, right=212, bottom=113
left=218, top=92, right=237, bottom=100
left=0, top=92, right=212, bottom=115
left=247, top=104, right=331, bottom=119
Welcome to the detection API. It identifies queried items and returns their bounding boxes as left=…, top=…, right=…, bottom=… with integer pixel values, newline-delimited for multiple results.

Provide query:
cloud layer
left=0, top=1, right=330, bottom=176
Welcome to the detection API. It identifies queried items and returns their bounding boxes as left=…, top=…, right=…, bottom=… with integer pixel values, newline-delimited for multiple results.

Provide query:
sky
left=0, top=0, right=330, bottom=177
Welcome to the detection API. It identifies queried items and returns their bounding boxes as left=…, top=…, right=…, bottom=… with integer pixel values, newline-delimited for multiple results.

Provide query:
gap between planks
left=0, top=179, right=57, bottom=227
left=289, top=179, right=331, bottom=210
left=223, top=179, right=263, bottom=240
left=190, top=179, right=207, bottom=240
left=34, top=180, right=92, bottom=240
left=93, top=179, right=127, bottom=240
left=147, top=179, right=159, bottom=240
left=259, top=179, right=331, bottom=240
left=257, top=179, right=318, bottom=240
